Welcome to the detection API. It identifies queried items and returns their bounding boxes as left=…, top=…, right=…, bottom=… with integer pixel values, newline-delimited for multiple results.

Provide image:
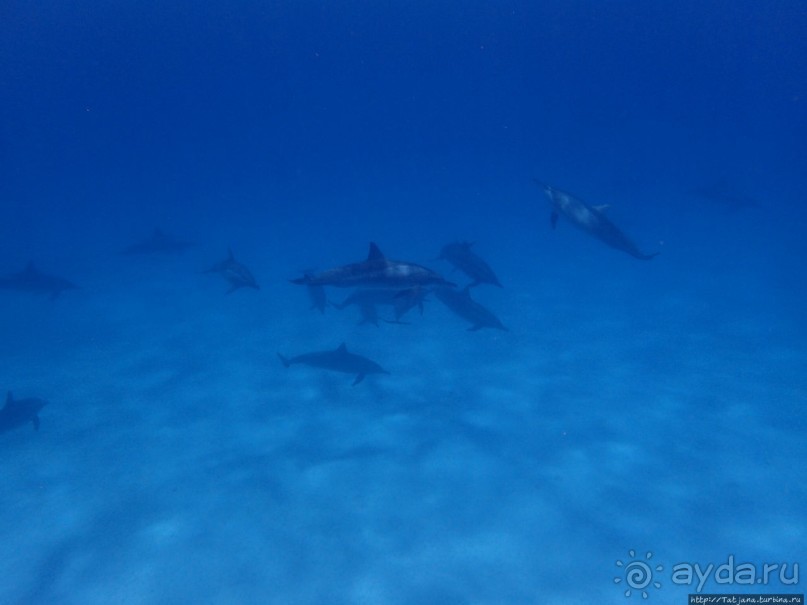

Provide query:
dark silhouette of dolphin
left=438, top=241, right=502, bottom=288
left=121, top=229, right=195, bottom=255
left=434, top=286, right=507, bottom=331
left=204, top=248, right=259, bottom=293
left=278, top=343, right=389, bottom=385
left=332, top=287, right=427, bottom=324
left=291, top=243, right=454, bottom=289
left=0, top=391, right=48, bottom=434
left=0, top=262, right=78, bottom=300
left=537, top=181, right=658, bottom=260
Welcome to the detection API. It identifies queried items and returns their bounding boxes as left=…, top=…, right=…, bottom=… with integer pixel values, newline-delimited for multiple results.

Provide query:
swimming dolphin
left=689, top=178, right=760, bottom=212
left=204, top=248, right=259, bottom=293
left=121, top=229, right=195, bottom=255
left=438, top=241, right=502, bottom=288
left=278, top=343, right=389, bottom=385
left=291, top=243, right=454, bottom=289
left=538, top=181, right=659, bottom=260
left=332, top=287, right=427, bottom=324
left=0, top=262, right=78, bottom=300
left=0, top=392, right=48, bottom=434
left=434, top=286, right=507, bottom=331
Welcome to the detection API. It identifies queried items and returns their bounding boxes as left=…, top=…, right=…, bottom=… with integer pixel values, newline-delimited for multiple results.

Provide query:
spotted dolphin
left=0, top=392, right=48, bottom=434
left=434, top=286, right=507, bottom=332
left=538, top=181, right=658, bottom=260
left=278, top=343, right=389, bottom=385
left=204, top=248, right=259, bottom=293
left=438, top=241, right=502, bottom=288
left=291, top=243, right=454, bottom=289
left=0, top=263, right=77, bottom=300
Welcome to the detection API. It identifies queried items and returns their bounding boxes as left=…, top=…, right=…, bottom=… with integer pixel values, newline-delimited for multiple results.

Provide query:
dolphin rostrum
left=0, top=262, right=78, bottom=300
left=291, top=243, right=454, bottom=289
left=538, top=181, right=659, bottom=260
left=204, top=248, right=259, bottom=293
left=438, top=241, right=502, bottom=288
left=0, top=392, right=48, bottom=434
left=278, top=343, right=389, bottom=385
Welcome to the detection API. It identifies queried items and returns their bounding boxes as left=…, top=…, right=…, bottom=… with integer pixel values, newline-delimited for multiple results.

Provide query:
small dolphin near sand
left=291, top=243, right=454, bottom=289
left=121, top=228, right=195, bottom=255
left=434, top=286, right=507, bottom=332
left=0, top=262, right=78, bottom=300
left=0, top=392, right=48, bottom=434
left=538, top=181, right=658, bottom=260
left=438, top=241, right=502, bottom=288
left=278, top=343, right=389, bottom=385
left=204, top=248, right=259, bottom=293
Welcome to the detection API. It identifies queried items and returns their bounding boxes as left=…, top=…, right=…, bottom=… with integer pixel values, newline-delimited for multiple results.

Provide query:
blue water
left=1, top=1, right=805, bottom=603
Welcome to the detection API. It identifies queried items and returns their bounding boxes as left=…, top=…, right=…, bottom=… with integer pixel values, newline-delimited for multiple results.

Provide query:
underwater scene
left=1, top=1, right=805, bottom=603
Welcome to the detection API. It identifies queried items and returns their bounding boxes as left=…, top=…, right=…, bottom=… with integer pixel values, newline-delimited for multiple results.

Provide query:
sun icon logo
left=614, top=550, right=663, bottom=599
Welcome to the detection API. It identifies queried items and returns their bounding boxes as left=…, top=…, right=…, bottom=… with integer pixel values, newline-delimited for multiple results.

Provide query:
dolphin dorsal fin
left=5, top=391, right=12, bottom=408
left=336, top=342, right=348, bottom=353
left=367, top=243, right=385, bottom=262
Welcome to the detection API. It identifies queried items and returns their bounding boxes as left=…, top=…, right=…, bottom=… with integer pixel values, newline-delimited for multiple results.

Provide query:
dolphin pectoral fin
left=352, top=374, right=366, bottom=386
left=550, top=211, right=559, bottom=229
left=33, top=415, right=40, bottom=431
left=277, top=353, right=291, bottom=368
left=225, top=284, right=239, bottom=294
left=637, top=252, right=660, bottom=260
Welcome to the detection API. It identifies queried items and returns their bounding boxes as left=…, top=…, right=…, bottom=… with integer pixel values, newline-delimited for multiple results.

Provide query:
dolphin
left=438, top=241, right=502, bottom=288
left=537, top=181, right=659, bottom=260
left=204, top=248, right=259, bottom=293
left=689, top=179, right=760, bottom=212
left=0, top=392, right=48, bottom=433
left=291, top=243, right=454, bottom=289
left=0, top=262, right=78, bottom=300
left=434, top=286, right=507, bottom=331
left=121, top=228, right=195, bottom=255
left=332, top=286, right=427, bottom=324
left=278, top=343, right=389, bottom=385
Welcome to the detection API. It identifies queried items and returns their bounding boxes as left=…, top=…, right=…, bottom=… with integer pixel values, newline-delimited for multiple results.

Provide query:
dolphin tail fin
left=277, top=353, right=291, bottom=368
left=352, top=373, right=366, bottom=386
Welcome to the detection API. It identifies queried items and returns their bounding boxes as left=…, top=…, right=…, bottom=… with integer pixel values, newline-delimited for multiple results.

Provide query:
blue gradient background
left=1, top=1, right=805, bottom=603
